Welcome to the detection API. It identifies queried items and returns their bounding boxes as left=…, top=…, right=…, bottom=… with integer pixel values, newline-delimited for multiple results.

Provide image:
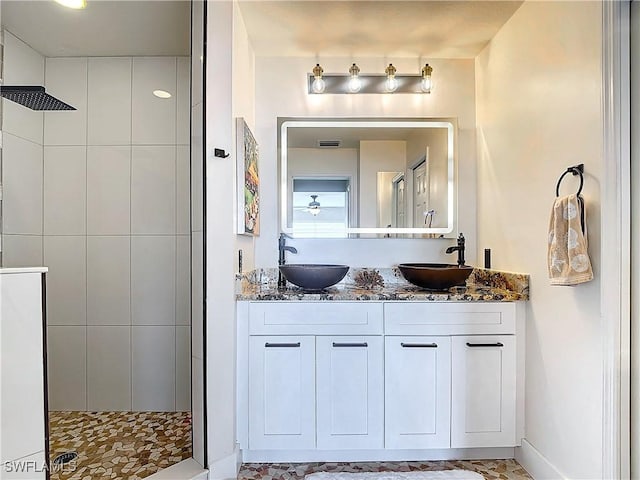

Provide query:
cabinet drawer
left=384, top=302, right=515, bottom=335
left=249, top=302, right=383, bottom=335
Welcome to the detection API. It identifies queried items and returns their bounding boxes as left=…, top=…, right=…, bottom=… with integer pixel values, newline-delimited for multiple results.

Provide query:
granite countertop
left=236, top=267, right=529, bottom=302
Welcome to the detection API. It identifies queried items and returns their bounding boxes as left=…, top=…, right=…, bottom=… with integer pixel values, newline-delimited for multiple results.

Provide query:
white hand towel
left=547, top=194, right=593, bottom=285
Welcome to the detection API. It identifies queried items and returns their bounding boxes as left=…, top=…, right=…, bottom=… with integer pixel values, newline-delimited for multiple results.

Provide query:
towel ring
left=555, top=164, right=584, bottom=197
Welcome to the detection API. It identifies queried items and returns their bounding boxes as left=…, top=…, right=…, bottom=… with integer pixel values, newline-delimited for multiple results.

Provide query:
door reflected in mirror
left=280, top=118, right=456, bottom=238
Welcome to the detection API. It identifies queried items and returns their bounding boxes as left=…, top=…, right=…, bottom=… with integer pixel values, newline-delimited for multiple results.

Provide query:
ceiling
left=1, top=0, right=190, bottom=57
left=0, top=1, right=522, bottom=59
left=237, top=0, right=523, bottom=58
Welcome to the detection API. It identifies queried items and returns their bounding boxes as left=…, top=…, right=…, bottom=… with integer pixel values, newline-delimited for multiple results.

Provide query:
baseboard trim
left=515, top=439, right=567, bottom=480
left=208, top=446, right=241, bottom=480
left=241, top=447, right=515, bottom=463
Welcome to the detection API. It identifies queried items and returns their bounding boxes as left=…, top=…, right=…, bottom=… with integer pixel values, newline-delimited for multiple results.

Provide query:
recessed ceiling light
left=153, top=90, right=172, bottom=99
left=54, top=0, right=87, bottom=9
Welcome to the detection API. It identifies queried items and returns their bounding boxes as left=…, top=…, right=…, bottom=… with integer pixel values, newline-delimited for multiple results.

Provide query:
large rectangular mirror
left=279, top=118, right=456, bottom=238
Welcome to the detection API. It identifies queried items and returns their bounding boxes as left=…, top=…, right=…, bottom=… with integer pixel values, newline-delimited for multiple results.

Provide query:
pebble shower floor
left=48, top=411, right=192, bottom=480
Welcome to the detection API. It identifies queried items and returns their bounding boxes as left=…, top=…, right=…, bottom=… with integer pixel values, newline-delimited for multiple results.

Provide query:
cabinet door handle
left=401, top=342, right=438, bottom=348
left=332, top=342, right=368, bottom=348
left=264, top=342, right=301, bottom=348
left=466, top=342, right=504, bottom=347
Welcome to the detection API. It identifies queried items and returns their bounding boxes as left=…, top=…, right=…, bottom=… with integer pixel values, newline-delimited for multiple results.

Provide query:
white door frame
left=602, top=1, right=631, bottom=478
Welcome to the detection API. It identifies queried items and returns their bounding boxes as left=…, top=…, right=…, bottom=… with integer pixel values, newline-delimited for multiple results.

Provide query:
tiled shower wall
left=1, top=31, right=191, bottom=412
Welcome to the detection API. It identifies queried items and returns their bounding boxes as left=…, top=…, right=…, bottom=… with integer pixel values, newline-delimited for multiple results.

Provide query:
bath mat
left=305, top=471, right=484, bottom=480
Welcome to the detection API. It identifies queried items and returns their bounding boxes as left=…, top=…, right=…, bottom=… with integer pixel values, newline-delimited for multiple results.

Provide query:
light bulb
left=348, top=77, right=362, bottom=93
left=312, top=77, right=325, bottom=94
left=385, top=63, right=398, bottom=93
left=421, top=63, right=433, bottom=93
left=311, top=64, right=325, bottom=94
left=348, top=63, right=361, bottom=93
left=55, top=0, right=86, bottom=8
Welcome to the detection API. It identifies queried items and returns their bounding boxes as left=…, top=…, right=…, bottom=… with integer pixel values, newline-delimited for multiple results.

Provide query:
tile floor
left=48, top=411, right=192, bottom=480
left=237, top=460, right=532, bottom=480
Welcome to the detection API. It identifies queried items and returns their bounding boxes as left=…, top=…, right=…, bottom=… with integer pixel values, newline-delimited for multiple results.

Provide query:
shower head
left=0, top=86, right=76, bottom=111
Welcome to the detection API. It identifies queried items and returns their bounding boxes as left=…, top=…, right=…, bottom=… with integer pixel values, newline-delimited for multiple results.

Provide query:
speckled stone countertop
left=236, top=267, right=529, bottom=302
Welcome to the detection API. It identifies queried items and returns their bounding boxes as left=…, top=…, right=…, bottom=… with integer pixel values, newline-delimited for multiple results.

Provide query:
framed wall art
left=236, top=118, right=260, bottom=235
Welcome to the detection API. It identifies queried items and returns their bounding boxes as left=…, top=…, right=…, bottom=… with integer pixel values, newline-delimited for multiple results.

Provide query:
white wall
left=254, top=56, right=477, bottom=267
left=475, top=2, right=603, bottom=478
left=233, top=1, right=256, bottom=273
left=204, top=0, right=244, bottom=474
left=359, top=140, right=406, bottom=228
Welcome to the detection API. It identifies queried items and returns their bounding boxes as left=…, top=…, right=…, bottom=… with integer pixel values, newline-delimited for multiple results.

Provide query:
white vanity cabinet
left=242, top=302, right=384, bottom=453
left=384, top=336, right=451, bottom=449
left=316, top=336, right=384, bottom=449
left=238, top=300, right=524, bottom=462
left=450, top=335, right=517, bottom=448
left=248, top=335, right=316, bottom=450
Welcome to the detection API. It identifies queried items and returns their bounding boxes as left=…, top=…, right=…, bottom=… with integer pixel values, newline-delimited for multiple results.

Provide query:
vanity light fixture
left=54, top=0, right=86, bottom=9
left=421, top=63, right=433, bottom=93
left=311, top=64, right=326, bottom=94
left=308, top=63, right=434, bottom=94
left=153, top=89, right=172, bottom=99
left=385, top=64, right=398, bottom=92
left=308, top=195, right=321, bottom=216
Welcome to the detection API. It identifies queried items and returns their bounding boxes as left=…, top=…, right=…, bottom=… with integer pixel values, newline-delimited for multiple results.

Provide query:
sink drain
left=52, top=452, right=78, bottom=465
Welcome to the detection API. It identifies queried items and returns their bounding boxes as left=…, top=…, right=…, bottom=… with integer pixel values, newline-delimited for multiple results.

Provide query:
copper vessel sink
left=398, top=263, right=473, bottom=290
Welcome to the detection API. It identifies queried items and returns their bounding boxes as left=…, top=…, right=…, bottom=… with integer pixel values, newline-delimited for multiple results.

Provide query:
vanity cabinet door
left=248, top=336, right=316, bottom=450
left=451, top=335, right=517, bottom=448
left=384, top=336, right=451, bottom=449
left=316, top=336, right=384, bottom=449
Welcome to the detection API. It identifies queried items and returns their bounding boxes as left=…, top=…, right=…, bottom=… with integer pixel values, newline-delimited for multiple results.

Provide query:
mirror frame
left=280, top=118, right=456, bottom=237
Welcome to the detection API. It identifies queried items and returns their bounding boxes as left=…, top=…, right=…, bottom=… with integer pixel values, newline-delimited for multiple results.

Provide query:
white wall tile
left=3, top=100, right=44, bottom=145
left=87, top=326, right=131, bottom=411
left=44, top=146, right=86, bottom=235
left=177, top=57, right=190, bottom=145
left=3, top=32, right=45, bottom=144
left=131, top=146, right=176, bottom=234
left=87, top=146, right=130, bottom=235
left=87, top=236, right=130, bottom=326
left=191, top=103, right=203, bottom=233
left=3, top=32, right=44, bottom=85
left=47, top=326, right=87, bottom=411
left=131, top=236, right=175, bottom=326
left=176, top=326, right=191, bottom=411
left=132, top=326, right=175, bottom=411
left=176, top=235, right=190, bottom=326
left=132, top=57, right=176, bottom=145
left=44, top=236, right=86, bottom=326
left=2, top=134, right=43, bottom=235
left=1, top=235, right=42, bottom=267
left=87, top=58, right=132, bottom=145
left=191, top=231, right=203, bottom=360
left=177, top=145, right=190, bottom=234
left=44, top=58, right=87, bottom=145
